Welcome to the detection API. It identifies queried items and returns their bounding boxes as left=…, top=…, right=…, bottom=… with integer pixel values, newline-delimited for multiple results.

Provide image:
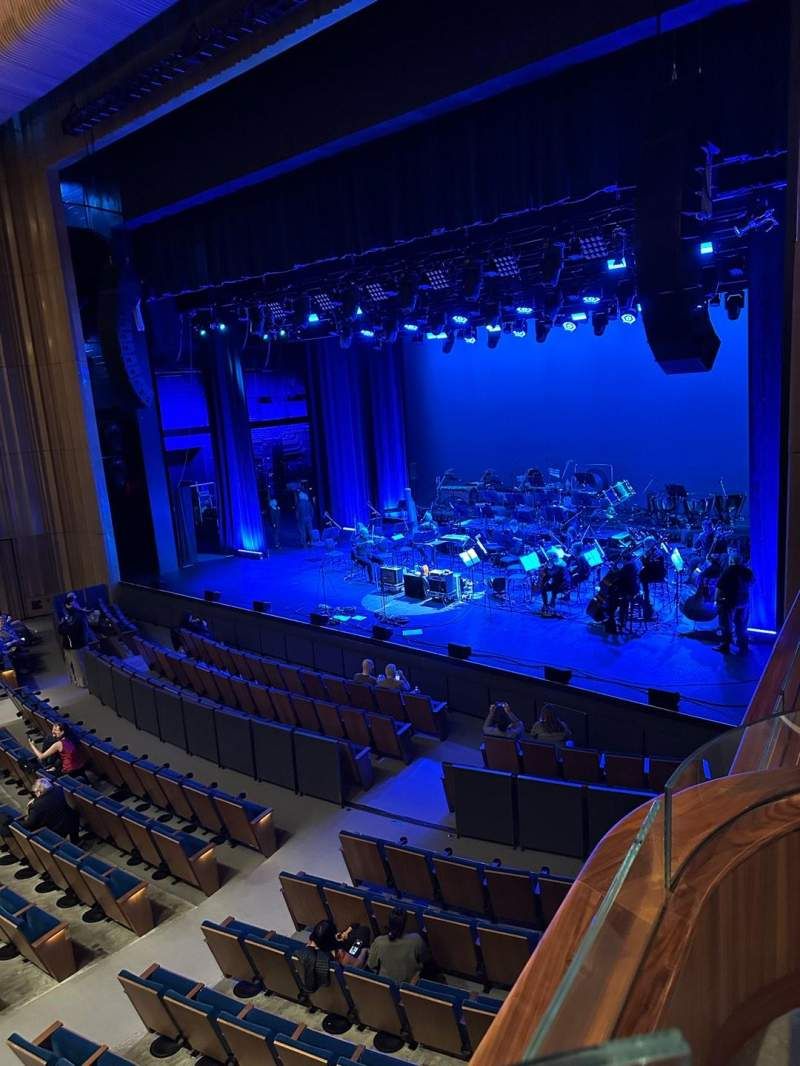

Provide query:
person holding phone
left=334, top=923, right=371, bottom=968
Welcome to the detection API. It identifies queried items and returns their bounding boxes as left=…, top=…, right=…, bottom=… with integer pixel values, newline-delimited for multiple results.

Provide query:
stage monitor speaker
left=310, top=611, right=330, bottom=626
left=544, top=666, right=573, bottom=685
left=204, top=590, right=221, bottom=603
left=448, top=642, right=472, bottom=659
left=373, top=624, right=392, bottom=641
left=648, top=688, right=680, bottom=712
left=252, top=600, right=271, bottom=613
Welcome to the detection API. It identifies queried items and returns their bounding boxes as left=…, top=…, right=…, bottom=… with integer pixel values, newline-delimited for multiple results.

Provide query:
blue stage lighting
left=620, top=311, right=637, bottom=325
left=426, top=331, right=448, bottom=340
left=485, top=323, right=502, bottom=333
left=570, top=311, right=588, bottom=322
left=262, top=333, right=270, bottom=341
left=355, top=306, right=364, bottom=317
left=278, top=328, right=287, bottom=337
left=403, top=323, right=419, bottom=333
left=606, top=257, right=627, bottom=271
left=562, top=320, right=577, bottom=332
left=700, top=240, right=714, bottom=255
left=307, top=312, right=320, bottom=324
left=582, top=294, right=601, bottom=305
left=452, top=313, right=469, bottom=325
left=463, top=329, right=477, bottom=344
left=218, top=322, right=227, bottom=331
left=512, top=322, right=527, bottom=338
left=360, top=328, right=376, bottom=338
left=198, top=328, right=208, bottom=337
left=515, top=305, right=533, bottom=315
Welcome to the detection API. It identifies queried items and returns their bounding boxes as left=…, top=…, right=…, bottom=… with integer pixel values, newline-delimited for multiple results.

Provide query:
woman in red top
left=29, top=722, right=87, bottom=778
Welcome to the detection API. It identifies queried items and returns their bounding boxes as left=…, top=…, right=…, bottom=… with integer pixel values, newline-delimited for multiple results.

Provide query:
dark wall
left=403, top=305, right=749, bottom=506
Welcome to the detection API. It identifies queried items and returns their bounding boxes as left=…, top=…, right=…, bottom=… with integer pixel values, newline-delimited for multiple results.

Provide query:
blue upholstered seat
left=6, top=1033, right=59, bottom=1064
left=0, top=885, right=28, bottom=914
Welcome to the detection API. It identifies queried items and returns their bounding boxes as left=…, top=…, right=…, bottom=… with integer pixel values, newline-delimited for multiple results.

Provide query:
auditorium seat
left=0, top=897, right=76, bottom=980
left=217, top=1005, right=300, bottom=1066
left=339, top=830, right=391, bottom=888
left=604, top=752, right=648, bottom=790
left=322, top=883, right=373, bottom=933
left=52, top=843, right=99, bottom=908
left=181, top=779, right=225, bottom=834
left=150, top=824, right=219, bottom=895
left=368, top=714, right=414, bottom=762
left=519, top=738, right=562, bottom=778
left=129, top=757, right=171, bottom=811
left=280, top=663, right=308, bottom=695
left=431, top=853, right=486, bottom=915
left=538, top=873, right=573, bottom=926
left=8, top=821, right=50, bottom=876
left=370, top=898, right=424, bottom=937
left=251, top=683, right=276, bottom=719
left=78, top=856, right=154, bottom=934
left=561, top=745, right=603, bottom=783
left=119, top=808, right=166, bottom=868
left=244, top=931, right=307, bottom=1002
left=484, top=865, right=538, bottom=927
left=154, top=767, right=196, bottom=822
left=118, top=964, right=200, bottom=1045
left=648, top=756, right=682, bottom=792
left=231, top=675, right=258, bottom=715
left=322, top=675, right=349, bottom=705
left=398, top=980, right=469, bottom=1057
left=373, top=686, right=405, bottom=720
left=478, top=921, right=539, bottom=986
left=280, top=871, right=329, bottom=929
left=202, top=917, right=264, bottom=988
left=383, top=842, right=437, bottom=900
left=340, top=969, right=407, bottom=1044
left=339, top=706, right=372, bottom=749
left=262, top=660, right=286, bottom=690
left=305, top=961, right=355, bottom=1023
left=161, top=984, right=240, bottom=1062
left=423, top=911, right=481, bottom=979
left=292, top=694, right=322, bottom=733
left=300, top=672, right=329, bottom=701
left=273, top=1029, right=358, bottom=1066
left=271, top=689, right=298, bottom=727
left=404, top=692, right=448, bottom=738
left=462, top=995, right=501, bottom=1053
left=26, top=830, right=72, bottom=895
left=211, top=790, right=276, bottom=855
left=345, top=679, right=377, bottom=711
left=7, top=1023, right=136, bottom=1066
left=109, top=749, right=150, bottom=802
left=96, top=797, right=139, bottom=854
left=482, top=736, right=522, bottom=773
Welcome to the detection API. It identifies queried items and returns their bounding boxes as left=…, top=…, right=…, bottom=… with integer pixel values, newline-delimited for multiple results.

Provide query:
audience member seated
left=28, top=721, right=88, bottom=779
left=377, top=664, right=410, bottom=693
left=334, top=922, right=371, bottom=969
left=366, top=906, right=429, bottom=982
left=529, top=706, right=572, bottom=745
left=353, top=659, right=377, bottom=686
left=173, top=612, right=211, bottom=650
left=0, top=777, right=80, bottom=843
left=482, top=701, right=524, bottom=740
left=296, top=919, right=338, bottom=992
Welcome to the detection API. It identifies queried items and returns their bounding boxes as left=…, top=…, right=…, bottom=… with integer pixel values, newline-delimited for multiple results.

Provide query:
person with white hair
left=377, top=663, right=411, bottom=692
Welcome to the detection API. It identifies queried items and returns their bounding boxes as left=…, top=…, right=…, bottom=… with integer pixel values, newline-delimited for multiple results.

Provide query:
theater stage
left=152, top=549, right=771, bottom=727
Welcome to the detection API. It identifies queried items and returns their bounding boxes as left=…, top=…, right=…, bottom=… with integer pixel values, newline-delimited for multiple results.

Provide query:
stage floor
left=154, top=549, right=772, bottom=726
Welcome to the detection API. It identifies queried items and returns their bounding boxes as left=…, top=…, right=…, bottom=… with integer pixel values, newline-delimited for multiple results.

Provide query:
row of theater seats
left=202, top=916, right=501, bottom=1059
left=1, top=802, right=155, bottom=937
left=481, top=734, right=681, bottom=791
left=16, top=688, right=278, bottom=856
left=0, top=880, right=76, bottom=981
left=443, top=762, right=654, bottom=856
left=136, top=635, right=417, bottom=763
left=0, top=722, right=220, bottom=895
left=177, top=627, right=448, bottom=739
left=8, top=1022, right=134, bottom=1065
left=338, top=830, right=572, bottom=929
left=85, top=650, right=375, bottom=804
left=278, top=870, right=537, bottom=988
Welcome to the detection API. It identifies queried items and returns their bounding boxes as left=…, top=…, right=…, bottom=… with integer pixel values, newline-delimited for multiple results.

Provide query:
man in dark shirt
left=377, top=663, right=411, bottom=692
left=714, top=552, right=754, bottom=654
left=353, top=658, right=376, bottom=685
left=24, top=778, right=80, bottom=842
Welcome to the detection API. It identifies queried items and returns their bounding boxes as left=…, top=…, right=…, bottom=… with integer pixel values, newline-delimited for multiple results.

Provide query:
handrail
left=473, top=590, right=800, bottom=1066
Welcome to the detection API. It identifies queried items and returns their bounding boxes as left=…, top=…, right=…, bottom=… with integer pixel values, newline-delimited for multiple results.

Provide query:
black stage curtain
left=132, top=3, right=788, bottom=298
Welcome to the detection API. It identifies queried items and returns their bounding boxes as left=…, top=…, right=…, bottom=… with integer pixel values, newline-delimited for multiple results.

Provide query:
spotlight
left=307, top=312, right=320, bottom=324
left=592, top=311, right=608, bottom=336
left=487, top=329, right=501, bottom=350
left=425, top=266, right=450, bottom=290
left=442, top=330, right=456, bottom=354
left=426, top=330, right=448, bottom=340
left=490, top=253, right=519, bottom=278
left=485, top=323, right=502, bottom=333
left=278, top=328, right=287, bottom=338
left=452, top=313, right=469, bottom=325
left=582, top=294, right=601, bottom=305
left=535, top=320, right=551, bottom=343
left=699, top=240, right=714, bottom=256
left=515, top=305, right=534, bottom=316
left=198, top=328, right=208, bottom=337
left=541, top=243, right=564, bottom=286
left=570, top=311, right=588, bottom=323
left=725, top=291, right=745, bottom=320
left=618, top=282, right=638, bottom=324
left=607, top=257, right=627, bottom=271
left=562, top=320, right=577, bottom=332
left=403, top=323, right=419, bottom=333
left=360, top=328, right=375, bottom=338
left=620, top=310, right=637, bottom=325
left=218, top=322, right=227, bottom=332
left=262, top=332, right=270, bottom=342
left=511, top=319, right=527, bottom=338
left=355, top=305, right=364, bottom=317
left=463, top=327, right=477, bottom=344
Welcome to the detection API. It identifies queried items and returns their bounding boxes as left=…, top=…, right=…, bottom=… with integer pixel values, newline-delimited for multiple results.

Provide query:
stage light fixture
left=403, top=323, right=419, bottom=333
left=579, top=232, right=609, bottom=258
left=442, top=330, right=456, bottom=354
left=699, top=240, right=714, bottom=255
left=462, top=259, right=484, bottom=301
left=307, top=312, right=320, bottom=324
left=266, top=300, right=285, bottom=318
left=485, top=323, right=502, bottom=333
left=541, top=242, right=564, bottom=286
left=606, top=257, right=627, bottom=271
left=360, top=327, right=376, bottom=338
left=535, top=320, right=551, bottom=343
left=452, top=313, right=469, bottom=325
left=487, top=329, right=502, bottom=350
left=515, top=304, right=534, bottom=315
left=426, top=330, right=448, bottom=340
left=314, top=292, right=337, bottom=312
left=262, top=332, right=270, bottom=342
left=570, top=311, right=588, bottom=322
left=512, top=319, right=528, bottom=338
left=463, top=327, right=477, bottom=344
left=429, top=309, right=447, bottom=334
left=562, top=320, right=577, bottom=332
left=355, top=305, right=364, bottom=317
left=198, top=327, right=208, bottom=337
left=366, top=282, right=390, bottom=301
left=278, top=328, right=287, bottom=338
left=490, top=253, right=519, bottom=278
left=582, top=294, right=601, bottom=305
left=425, top=266, right=450, bottom=290
left=592, top=311, right=608, bottom=336
left=398, top=274, right=419, bottom=313
left=725, top=291, right=744, bottom=320
left=620, top=310, right=637, bottom=325
left=383, top=315, right=399, bottom=343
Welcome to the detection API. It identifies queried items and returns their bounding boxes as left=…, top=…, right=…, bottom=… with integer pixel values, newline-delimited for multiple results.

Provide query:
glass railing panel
left=521, top=1029, right=691, bottom=1064
left=525, top=797, right=664, bottom=1057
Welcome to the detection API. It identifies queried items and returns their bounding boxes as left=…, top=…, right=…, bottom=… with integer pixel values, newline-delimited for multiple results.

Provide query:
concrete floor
left=0, top=626, right=572, bottom=1064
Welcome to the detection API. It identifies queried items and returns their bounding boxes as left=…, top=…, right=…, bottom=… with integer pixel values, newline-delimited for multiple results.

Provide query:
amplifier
left=380, top=565, right=404, bottom=592
left=428, top=569, right=458, bottom=599
left=403, top=572, right=428, bottom=600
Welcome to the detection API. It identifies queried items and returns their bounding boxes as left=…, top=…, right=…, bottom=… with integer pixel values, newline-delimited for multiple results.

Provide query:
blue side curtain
left=204, top=329, right=265, bottom=552
left=366, top=341, right=408, bottom=511
left=747, top=223, right=785, bottom=631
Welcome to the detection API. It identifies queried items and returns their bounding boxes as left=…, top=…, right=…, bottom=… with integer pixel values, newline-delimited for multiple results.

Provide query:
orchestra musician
left=639, top=536, right=666, bottom=610
left=714, top=549, right=754, bottom=655
left=604, top=550, right=641, bottom=634
left=540, top=550, right=570, bottom=616
left=352, top=523, right=375, bottom=581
